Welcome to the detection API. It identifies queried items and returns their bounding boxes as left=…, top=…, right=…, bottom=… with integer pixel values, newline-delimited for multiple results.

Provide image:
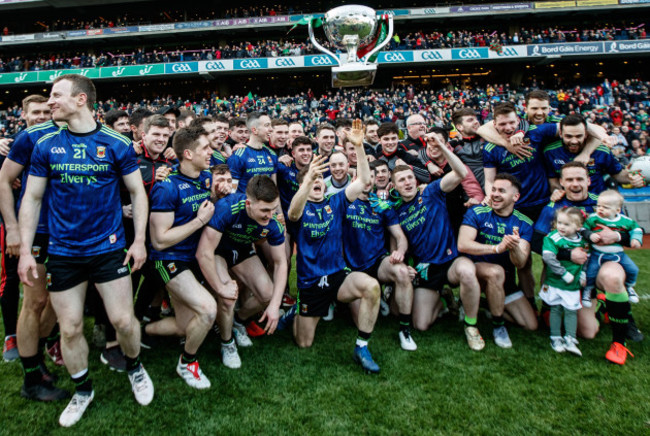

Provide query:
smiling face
left=329, top=153, right=349, bottom=183
left=380, top=132, right=399, bottom=155
left=23, top=101, right=51, bottom=127
left=230, top=125, right=250, bottom=143
left=490, top=179, right=519, bottom=213
left=406, top=115, right=426, bottom=139
left=292, top=143, right=313, bottom=169
left=48, top=79, right=81, bottom=122
left=187, top=135, right=212, bottom=170
left=494, top=112, right=519, bottom=138
left=270, top=124, right=289, bottom=148
left=456, top=115, right=480, bottom=137
left=317, top=128, right=336, bottom=156
left=246, top=197, right=279, bottom=226
left=374, top=163, right=390, bottom=190
left=143, top=125, right=171, bottom=158
left=365, top=124, right=379, bottom=144
left=560, top=166, right=590, bottom=202
left=560, top=124, right=587, bottom=154
left=525, top=98, right=551, bottom=126
left=252, top=115, right=272, bottom=143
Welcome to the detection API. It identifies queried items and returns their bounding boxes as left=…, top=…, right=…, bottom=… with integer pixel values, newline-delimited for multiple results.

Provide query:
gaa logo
left=498, top=48, right=519, bottom=57
left=240, top=60, right=262, bottom=69
left=206, top=61, right=226, bottom=70
left=274, top=58, right=296, bottom=67
left=171, top=63, right=194, bottom=73
left=50, top=147, right=66, bottom=154
left=422, top=51, right=443, bottom=60
left=384, top=53, right=407, bottom=62
left=458, top=49, right=483, bottom=59
left=311, top=56, right=333, bottom=65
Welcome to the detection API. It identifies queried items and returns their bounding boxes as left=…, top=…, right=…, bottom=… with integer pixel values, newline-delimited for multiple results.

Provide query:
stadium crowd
left=1, top=23, right=645, bottom=74
left=3, top=79, right=649, bottom=161
left=0, top=74, right=648, bottom=428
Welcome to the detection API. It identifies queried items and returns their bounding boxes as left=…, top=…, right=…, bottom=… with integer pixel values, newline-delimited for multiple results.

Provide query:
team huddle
left=0, top=75, right=646, bottom=427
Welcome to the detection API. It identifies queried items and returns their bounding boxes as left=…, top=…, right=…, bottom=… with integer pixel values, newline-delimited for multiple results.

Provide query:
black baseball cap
left=157, top=106, right=180, bottom=117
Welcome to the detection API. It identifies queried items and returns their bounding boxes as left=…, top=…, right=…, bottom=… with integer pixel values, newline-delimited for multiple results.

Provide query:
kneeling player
left=343, top=164, right=417, bottom=351
left=147, top=126, right=216, bottom=389
left=458, top=173, right=538, bottom=349
left=390, top=132, right=484, bottom=351
left=197, top=175, right=287, bottom=369
left=287, top=120, right=382, bottom=373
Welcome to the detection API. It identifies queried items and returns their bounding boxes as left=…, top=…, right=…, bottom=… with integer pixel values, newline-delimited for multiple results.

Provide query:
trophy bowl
left=322, top=5, right=378, bottom=51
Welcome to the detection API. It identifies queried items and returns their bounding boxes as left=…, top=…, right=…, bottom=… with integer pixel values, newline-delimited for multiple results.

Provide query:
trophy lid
left=322, top=5, right=378, bottom=51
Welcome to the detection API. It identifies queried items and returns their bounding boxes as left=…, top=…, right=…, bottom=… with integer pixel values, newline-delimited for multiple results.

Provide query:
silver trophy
left=309, top=5, right=394, bottom=87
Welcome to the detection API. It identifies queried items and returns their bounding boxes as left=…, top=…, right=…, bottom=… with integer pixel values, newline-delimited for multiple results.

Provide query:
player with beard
left=543, top=114, right=644, bottom=194
left=284, top=120, right=382, bottom=373
left=450, top=108, right=486, bottom=189
left=0, top=94, right=68, bottom=400
left=458, top=174, right=538, bottom=349
left=228, top=112, right=278, bottom=194
left=389, top=133, right=483, bottom=351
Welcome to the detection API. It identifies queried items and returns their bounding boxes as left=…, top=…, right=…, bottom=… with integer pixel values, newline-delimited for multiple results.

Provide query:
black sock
left=234, top=313, right=246, bottom=325
left=357, top=330, right=371, bottom=341
left=492, top=316, right=505, bottom=327
left=45, top=324, right=60, bottom=349
left=181, top=350, right=196, bottom=364
left=125, top=354, right=141, bottom=373
left=38, top=338, right=47, bottom=353
left=607, top=299, right=630, bottom=345
left=21, top=354, right=43, bottom=387
left=221, top=337, right=234, bottom=345
left=399, top=313, right=411, bottom=332
left=71, top=370, right=93, bottom=394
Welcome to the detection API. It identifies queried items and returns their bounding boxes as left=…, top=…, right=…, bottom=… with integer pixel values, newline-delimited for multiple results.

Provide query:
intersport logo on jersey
left=451, top=48, right=488, bottom=60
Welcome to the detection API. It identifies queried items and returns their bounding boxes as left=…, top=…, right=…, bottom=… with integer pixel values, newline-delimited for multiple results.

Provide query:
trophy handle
left=362, top=14, right=394, bottom=65
left=308, top=20, right=341, bottom=66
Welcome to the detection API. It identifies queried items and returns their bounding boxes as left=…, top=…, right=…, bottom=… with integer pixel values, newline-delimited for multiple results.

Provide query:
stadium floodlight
left=308, top=5, right=393, bottom=88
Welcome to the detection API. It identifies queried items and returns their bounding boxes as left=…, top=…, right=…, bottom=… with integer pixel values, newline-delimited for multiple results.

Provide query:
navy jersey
left=30, top=123, right=138, bottom=256
left=7, top=120, right=59, bottom=234
left=276, top=162, right=300, bottom=215
left=210, top=149, right=227, bottom=167
left=149, top=169, right=212, bottom=261
left=543, top=141, right=621, bottom=195
left=343, top=198, right=398, bottom=271
left=291, top=190, right=348, bottom=289
left=394, top=180, right=457, bottom=265
left=483, top=123, right=557, bottom=208
left=461, top=205, right=534, bottom=267
left=209, top=193, right=284, bottom=246
left=227, top=145, right=277, bottom=193
left=533, top=193, right=598, bottom=236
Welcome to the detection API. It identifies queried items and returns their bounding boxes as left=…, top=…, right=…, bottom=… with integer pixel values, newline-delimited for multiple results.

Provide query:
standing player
left=287, top=120, right=382, bottom=373
left=197, top=175, right=287, bottom=368
left=269, top=119, right=290, bottom=157
left=390, top=134, right=483, bottom=351
left=228, top=112, right=278, bottom=193
left=145, top=126, right=216, bottom=389
left=0, top=95, right=67, bottom=400
left=18, top=75, right=153, bottom=427
left=450, top=108, right=485, bottom=188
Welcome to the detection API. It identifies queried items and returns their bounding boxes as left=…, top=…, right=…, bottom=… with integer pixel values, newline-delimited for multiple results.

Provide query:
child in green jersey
left=582, top=190, right=642, bottom=306
left=540, top=208, right=588, bottom=356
